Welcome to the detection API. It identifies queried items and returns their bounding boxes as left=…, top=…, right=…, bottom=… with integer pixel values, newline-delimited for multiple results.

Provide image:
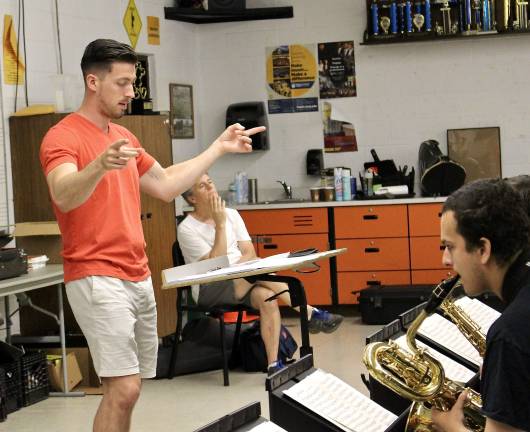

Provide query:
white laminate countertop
left=182, top=196, right=446, bottom=212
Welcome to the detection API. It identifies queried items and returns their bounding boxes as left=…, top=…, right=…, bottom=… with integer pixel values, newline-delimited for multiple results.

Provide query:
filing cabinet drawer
left=408, top=203, right=443, bottom=237
left=240, top=208, right=328, bottom=235
left=336, top=238, right=410, bottom=271
left=410, top=236, right=445, bottom=269
left=337, top=271, right=411, bottom=304
left=334, top=205, right=408, bottom=238
left=412, top=269, right=456, bottom=285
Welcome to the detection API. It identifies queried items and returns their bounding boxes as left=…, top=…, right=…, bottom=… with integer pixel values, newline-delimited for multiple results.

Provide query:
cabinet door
left=409, top=203, right=443, bottom=237
left=257, top=233, right=332, bottom=305
left=336, top=238, right=409, bottom=271
left=115, top=115, right=177, bottom=337
left=412, top=269, right=456, bottom=285
left=337, top=271, right=411, bottom=304
left=239, top=208, right=328, bottom=235
left=334, top=205, right=408, bottom=239
left=410, top=236, right=445, bottom=270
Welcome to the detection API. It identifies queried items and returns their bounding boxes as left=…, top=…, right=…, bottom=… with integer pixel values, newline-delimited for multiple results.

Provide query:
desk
left=0, top=265, right=83, bottom=397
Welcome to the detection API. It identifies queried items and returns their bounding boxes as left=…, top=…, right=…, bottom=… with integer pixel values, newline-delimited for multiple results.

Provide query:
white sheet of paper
left=249, top=421, right=288, bottom=432
left=417, top=314, right=482, bottom=367
left=454, top=297, right=500, bottom=333
left=283, top=369, right=397, bottom=432
left=394, top=335, right=476, bottom=383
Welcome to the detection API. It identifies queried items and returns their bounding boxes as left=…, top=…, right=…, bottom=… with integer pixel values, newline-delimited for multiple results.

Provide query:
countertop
left=183, top=196, right=446, bottom=212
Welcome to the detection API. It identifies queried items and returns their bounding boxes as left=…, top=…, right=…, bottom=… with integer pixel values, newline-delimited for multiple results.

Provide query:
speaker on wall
left=208, top=0, right=246, bottom=10
left=226, top=101, right=269, bottom=151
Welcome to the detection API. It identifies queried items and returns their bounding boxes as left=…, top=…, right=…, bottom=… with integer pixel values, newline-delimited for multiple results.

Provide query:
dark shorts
left=198, top=279, right=255, bottom=309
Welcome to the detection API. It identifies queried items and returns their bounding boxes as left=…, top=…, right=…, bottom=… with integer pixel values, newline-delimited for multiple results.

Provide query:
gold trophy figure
left=380, top=16, right=391, bottom=34
left=515, top=0, right=529, bottom=29
left=413, top=13, right=425, bottom=32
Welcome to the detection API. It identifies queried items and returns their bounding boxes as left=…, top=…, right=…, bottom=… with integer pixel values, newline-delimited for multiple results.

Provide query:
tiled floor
left=0, top=316, right=380, bottom=432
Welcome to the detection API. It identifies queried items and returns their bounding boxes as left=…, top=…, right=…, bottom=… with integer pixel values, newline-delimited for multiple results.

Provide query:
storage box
left=21, top=351, right=50, bottom=406
left=14, top=222, right=62, bottom=264
left=47, top=348, right=102, bottom=394
left=47, top=352, right=82, bottom=393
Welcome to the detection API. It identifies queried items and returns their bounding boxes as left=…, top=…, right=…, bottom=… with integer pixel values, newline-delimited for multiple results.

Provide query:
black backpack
left=238, top=321, right=298, bottom=372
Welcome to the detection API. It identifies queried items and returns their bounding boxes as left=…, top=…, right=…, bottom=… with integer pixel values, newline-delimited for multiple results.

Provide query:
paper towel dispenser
left=226, top=101, right=269, bottom=151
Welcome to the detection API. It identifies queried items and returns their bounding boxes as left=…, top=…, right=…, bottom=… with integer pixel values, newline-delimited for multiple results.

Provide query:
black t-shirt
left=481, top=248, right=530, bottom=430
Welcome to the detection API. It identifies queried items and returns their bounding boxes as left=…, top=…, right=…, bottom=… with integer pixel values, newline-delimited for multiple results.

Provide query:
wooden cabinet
left=239, top=208, right=332, bottom=305
left=334, top=204, right=410, bottom=304
left=9, top=114, right=176, bottom=337
left=408, top=203, right=453, bottom=285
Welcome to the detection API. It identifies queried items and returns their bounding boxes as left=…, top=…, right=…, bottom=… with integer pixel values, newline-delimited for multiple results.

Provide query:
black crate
left=0, top=360, right=22, bottom=414
left=0, top=367, right=7, bottom=422
left=21, top=351, right=49, bottom=406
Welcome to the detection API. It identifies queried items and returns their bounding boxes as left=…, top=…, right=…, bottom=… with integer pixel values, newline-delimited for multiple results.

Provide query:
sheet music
left=167, top=251, right=326, bottom=284
left=394, top=335, right=476, bottom=383
left=0, top=69, right=9, bottom=232
left=283, top=369, right=397, bottom=432
left=454, top=297, right=500, bottom=333
left=417, top=314, right=482, bottom=367
left=249, top=421, right=288, bottom=432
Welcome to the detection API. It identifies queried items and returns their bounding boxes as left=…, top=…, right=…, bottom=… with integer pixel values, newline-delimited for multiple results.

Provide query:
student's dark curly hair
left=81, top=39, right=137, bottom=78
left=505, top=175, right=530, bottom=217
left=442, top=178, right=529, bottom=265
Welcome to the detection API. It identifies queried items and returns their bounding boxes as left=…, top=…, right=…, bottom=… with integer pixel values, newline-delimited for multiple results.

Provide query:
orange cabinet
left=335, top=205, right=408, bottom=238
left=336, top=238, right=410, bottom=271
left=410, top=237, right=445, bottom=269
left=239, top=208, right=327, bottom=235
left=240, top=208, right=332, bottom=306
left=408, top=203, right=443, bottom=236
left=256, top=233, right=331, bottom=305
left=338, top=271, right=411, bottom=304
left=412, top=269, right=456, bottom=285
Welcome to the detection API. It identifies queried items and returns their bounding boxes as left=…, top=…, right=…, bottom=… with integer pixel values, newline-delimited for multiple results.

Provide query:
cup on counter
left=321, top=187, right=335, bottom=202
left=248, top=178, right=258, bottom=204
left=310, top=187, right=321, bottom=202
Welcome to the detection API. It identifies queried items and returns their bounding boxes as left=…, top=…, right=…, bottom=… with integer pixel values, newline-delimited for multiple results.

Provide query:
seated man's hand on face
left=209, top=194, right=226, bottom=228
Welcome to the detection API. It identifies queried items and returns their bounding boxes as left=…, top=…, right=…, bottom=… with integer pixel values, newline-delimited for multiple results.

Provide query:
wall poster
left=318, top=41, right=356, bottom=99
left=266, top=44, right=318, bottom=114
left=322, top=101, right=357, bottom=153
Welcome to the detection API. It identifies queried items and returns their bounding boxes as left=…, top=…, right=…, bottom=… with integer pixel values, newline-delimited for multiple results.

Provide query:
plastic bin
left=0, top=360, right=22, bottom=414
left=21, top=351, right=50, bottom=406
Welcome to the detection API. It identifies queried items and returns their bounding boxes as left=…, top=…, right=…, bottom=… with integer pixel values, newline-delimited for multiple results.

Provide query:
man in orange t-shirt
left=40, top=39, right=264, bottom=432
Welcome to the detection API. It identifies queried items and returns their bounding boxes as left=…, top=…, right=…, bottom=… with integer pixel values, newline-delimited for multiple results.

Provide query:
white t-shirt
left=177, top=208, right=252, bottom=301
left=177, top=208, right=251, bottom=264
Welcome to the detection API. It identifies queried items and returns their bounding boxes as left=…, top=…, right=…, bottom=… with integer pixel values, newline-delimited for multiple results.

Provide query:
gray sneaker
left=308, top=309, right=344, bottom=334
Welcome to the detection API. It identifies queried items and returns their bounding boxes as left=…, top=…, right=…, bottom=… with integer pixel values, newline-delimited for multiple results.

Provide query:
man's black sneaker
left=308, top=309, right=344, bottom=334
left=267, top=359, right=285, bottom=376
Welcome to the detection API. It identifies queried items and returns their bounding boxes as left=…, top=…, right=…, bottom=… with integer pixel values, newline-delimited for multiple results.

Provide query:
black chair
left=167, top=238, right=257, bottom=386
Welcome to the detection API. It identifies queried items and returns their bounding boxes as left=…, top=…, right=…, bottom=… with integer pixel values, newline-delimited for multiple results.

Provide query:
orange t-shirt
left=40, top=113, right=156, bottom=283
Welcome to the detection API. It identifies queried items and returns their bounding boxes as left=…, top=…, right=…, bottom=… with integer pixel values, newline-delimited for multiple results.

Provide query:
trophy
left=371, top=0, right=380, bottom=35
left=472, top=0, right=482, bottom=30
left=464, top=0, right=472, bottom=31
left=515, top=0, right=529, bottom=30
left=397, top=1, right=406, bottom=33
left=406, top=0, right=413, bottom=32
left=440, top=1, right=453, bottom=35
left=390, top=1, right=398, bottom=33
left=413, top=12, right=425, bottom=31
left=482, top=0, right=492, bottom=31
left=425, top=0, right=432, bottom=31
left=380, top=16, right=391, bottom=33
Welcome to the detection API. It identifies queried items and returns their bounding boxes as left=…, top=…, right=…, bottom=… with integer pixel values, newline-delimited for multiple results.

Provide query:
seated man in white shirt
left=178, top=173, right=343, bottom=374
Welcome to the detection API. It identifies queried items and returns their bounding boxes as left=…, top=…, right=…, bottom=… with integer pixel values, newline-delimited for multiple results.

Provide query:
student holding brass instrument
left=432, top=179, right=530, bottom=432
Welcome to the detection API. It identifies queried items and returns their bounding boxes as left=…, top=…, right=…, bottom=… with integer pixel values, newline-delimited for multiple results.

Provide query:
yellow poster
left=266, top=44, right=318, bottom=114
left=3, top=15, right=25, bottom=85
left=147, top=16, right=160, bottom=45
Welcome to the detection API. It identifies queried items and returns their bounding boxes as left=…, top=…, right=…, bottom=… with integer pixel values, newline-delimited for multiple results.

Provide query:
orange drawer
left=257, top=233, right=331, bottom=305
left=410, top=236, right=445, bottom=269
left=337, top=271, right=411, bottom=304
left=412, top=269, right=456, bottom=285
left=334, top=205, right=408, bottom=238
left=336, top=238, right=409, bottom=271
left=408, top=203, right=443, bottom=237
left=239, top=208, right=328, bottom=235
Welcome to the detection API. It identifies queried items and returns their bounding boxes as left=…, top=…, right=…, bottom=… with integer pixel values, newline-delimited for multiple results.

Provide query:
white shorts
left=66, top=276, right=158, bottom=379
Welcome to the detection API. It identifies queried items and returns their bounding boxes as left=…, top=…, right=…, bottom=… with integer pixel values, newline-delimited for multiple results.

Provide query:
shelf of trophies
left=362, top=0, right=530, bottom=45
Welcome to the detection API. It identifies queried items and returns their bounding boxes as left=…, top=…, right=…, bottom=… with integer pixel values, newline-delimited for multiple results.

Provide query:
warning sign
left=123, top=0, right=142, bottom=49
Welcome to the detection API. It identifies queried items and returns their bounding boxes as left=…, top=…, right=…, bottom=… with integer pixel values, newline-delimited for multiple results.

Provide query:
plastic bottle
left=342, top=168, right=352, bottom=201
left=365, top=169, right=374, bottom=197
left=334, top=167, right=343, bottom=201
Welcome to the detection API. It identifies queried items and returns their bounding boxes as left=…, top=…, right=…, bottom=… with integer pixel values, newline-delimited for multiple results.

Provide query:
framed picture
left=447, top=127, right=502, bottom=183
left=169, top=83, right=194, bottom=139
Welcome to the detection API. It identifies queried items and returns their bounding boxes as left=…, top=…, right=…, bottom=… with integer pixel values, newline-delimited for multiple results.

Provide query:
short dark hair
left=505, top=175, right=530, bottom=217
left=442, top=178, right=529, bottom=265
left=81, top=39, right=137, bottom=78
left=181, top=188, right=194, bottom=205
